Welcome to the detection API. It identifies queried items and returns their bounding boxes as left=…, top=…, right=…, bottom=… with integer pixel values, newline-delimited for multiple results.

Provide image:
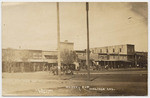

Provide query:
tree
left=60, top=50, right=77, bottom=74
left=2, top=48, right=15, bottom=73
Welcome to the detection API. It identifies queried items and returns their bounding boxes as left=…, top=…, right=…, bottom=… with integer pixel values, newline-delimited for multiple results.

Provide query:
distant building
left=135, top=51, right=148, bottom=68
left=60, top=40, right=74, bottom=51
left=90, top=44, right=135, bottom=68
left=42, top=50, right=58, bottom=67
left=2, top=40, right=75, bottom=72
left=75, top=50, right=86, bottom=60
left=75, top=50, right=93, bottom=69
left=2, top=44, right=147, bottom=72
left=2, top=48, right=46, bottom=72
left=75, top=44, right=142, bottom=68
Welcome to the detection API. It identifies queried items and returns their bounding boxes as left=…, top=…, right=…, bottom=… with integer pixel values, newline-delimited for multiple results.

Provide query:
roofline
left=42, top=50, right=57, bottom=52
left=2, top=48, right=58, bottom=52
left=60, top=42, right=74, bottom=44
left=90, top=44, right=134, bottom=49
left=135, top=51, right=148, bottom=53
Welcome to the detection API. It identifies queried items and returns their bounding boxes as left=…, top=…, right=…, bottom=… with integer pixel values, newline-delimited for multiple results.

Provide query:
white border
left=0, top=0, right=149, bottom=2
left=0, top=0, right=149, bottom=98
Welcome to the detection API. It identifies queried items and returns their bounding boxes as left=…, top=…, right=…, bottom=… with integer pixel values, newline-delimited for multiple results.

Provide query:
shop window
left=100, top=49, right=102, bottom=53
left=106, top=49, right=108, bottom=53
left=113, top=49, right=115, bottom=52
left=120, top=48, right=122, bottom=52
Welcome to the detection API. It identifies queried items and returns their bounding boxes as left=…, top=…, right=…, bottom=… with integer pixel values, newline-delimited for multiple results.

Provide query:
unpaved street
left=2, top=69, right=147, bottom=96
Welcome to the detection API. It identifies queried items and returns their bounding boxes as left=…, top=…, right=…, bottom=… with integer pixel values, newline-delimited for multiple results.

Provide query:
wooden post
left=57, top=2, right=61, bottom=75
left=86, top=2, right=90, bottom=81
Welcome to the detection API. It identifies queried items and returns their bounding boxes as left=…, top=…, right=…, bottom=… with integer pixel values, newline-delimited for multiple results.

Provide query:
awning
left=95, top=59, right=132, bottom=62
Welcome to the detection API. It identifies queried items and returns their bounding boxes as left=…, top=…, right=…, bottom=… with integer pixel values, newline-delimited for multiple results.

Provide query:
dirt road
left=2, top=69, right=147, bottom=96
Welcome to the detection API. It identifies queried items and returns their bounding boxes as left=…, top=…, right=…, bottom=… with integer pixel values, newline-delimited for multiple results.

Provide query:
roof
left=90, top=44, right=134, bottom=49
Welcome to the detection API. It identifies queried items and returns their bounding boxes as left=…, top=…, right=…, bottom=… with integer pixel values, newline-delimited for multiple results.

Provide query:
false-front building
left=2, top=44, right=147, bottom=72
left=76, top=44, right=146, bottom=68
left=90, top=44, right=135, bottom=68
left=2, top=40, right=74, bottom=72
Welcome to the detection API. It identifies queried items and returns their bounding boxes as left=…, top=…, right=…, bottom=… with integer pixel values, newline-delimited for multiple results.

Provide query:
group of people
left=92, top=65, right=109, bottom=71
left=50, top=65, right=74, bottom=75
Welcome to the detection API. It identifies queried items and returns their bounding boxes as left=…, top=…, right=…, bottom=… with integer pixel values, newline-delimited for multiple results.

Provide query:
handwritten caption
left=36, top=86, right=115, bottom=94
left=66, top=85, right=115, bottom=91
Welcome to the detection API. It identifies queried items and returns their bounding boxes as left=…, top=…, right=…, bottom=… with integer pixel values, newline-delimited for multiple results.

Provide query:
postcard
left=2, top=2, right=148, bottom=96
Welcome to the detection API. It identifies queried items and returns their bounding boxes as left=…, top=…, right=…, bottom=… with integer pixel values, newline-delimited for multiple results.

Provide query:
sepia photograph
left=1, top=1, right=148, bottom=96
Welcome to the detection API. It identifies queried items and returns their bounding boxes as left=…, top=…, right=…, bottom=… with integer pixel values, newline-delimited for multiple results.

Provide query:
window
left=131, top=49, right=133, bottom=52
left=113, top=49, right=115, bottom=52
left=45, top=55, right=57, bottom=59
left=96, top=49, right=98, bottom=53
left=120, top=48, right=122, bottom=52
left=106, top=49, right=108, bottom=53
left=113, top=56, right=115, bottom=59
left=33, top=53, right=42, bottom=59
left=100, top=49, right=102, bottom=53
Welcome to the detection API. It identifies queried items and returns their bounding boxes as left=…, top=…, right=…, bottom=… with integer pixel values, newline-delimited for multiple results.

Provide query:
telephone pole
left=86, top=2, right=90, bottom=81
left=57, top=2, right=61, bottom=75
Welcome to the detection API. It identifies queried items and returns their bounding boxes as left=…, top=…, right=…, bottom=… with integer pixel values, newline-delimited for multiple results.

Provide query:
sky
left=2, top=2, right=148, bottom=51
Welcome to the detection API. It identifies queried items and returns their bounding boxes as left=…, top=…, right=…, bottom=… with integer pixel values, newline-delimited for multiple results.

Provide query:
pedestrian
left=105, top=65, right=109, bottom=70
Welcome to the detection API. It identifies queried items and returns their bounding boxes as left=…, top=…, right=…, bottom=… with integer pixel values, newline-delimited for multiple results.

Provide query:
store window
left=113, top=48, right=115, bottom=52
left=120, top=48, right=122, bottom=52
left=106, top=49, right=108, bottom=53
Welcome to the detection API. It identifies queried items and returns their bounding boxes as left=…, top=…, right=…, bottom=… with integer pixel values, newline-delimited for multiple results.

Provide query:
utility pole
left=86, top=2, right=90, bottom=81
left=57, top=2, right=61, bottom=75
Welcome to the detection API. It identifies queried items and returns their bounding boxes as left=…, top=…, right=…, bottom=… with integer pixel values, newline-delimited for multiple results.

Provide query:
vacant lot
left=2, top=68, right=147, bottom=96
